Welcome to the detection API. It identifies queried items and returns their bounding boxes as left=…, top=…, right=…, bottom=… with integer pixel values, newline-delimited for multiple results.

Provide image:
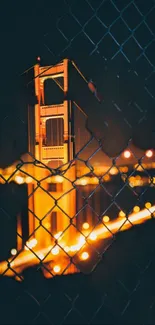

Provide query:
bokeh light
left=51, top=246, right=59, bottom=255
left=145, top=150, right=153, bottom=158
left=82, top=222, right=90, bottom=230
left=102, top=216, right=110, bottom=223
left=133, top=206, right=140, bottom=213
left=11, top=248, right=17, bottom=256
left=119, top=211, right=126, bottom=217
left=53, top=265, right=61, bottom=273
left=123, top=150, right=131, bottom=159
left=145, top=202, right=151, bottom=209
left=81, top=252, right=89, bottom=260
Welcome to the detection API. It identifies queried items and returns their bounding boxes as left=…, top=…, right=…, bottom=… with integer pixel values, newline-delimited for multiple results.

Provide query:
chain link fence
left=0, top=0, right=155, bottom=323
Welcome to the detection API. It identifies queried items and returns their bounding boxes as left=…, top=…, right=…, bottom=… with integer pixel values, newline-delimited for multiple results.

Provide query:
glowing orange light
left=51, top=246, right=59, bottom=256
left=54, top=231, right=63, bottom=240
left=53, top=265, right=61, bottom=273
left=93, top=206, right=155, bottom=241
left=123, top=150, right=131, bottom=159
left=133, top=206, right=140, bottom=213
left=103, top=174, right=110, bottom=181
left=15, top=175, right=24, bottom=184
left=0, top=206, right=155, bottom=277
left=88, top=81, right=96, bottom=93
left=81, top=252, right=89, bottom=260
left=25, top=238, right=37, bottom=250
left=55, top=175, right=63, bottom=183
left=0, top=177, right=6, bottom=184
left=31, top=238, right=37, bottom=246
left=129, top=176, right=135, bottom=182
left=11, top=248, right=17, bottom=256
left=121, top=166, right=128, bottom=173
left=45, top=222, right=51, bottom=229
left=119, top=211, right=126, bottom=218
left=82, top=222, right=90, bottom=230
left=80, top=178, right=87, bottom=186
left=110, top=167, right=118, bottom=175
left=64, top=246, right=69, bottom=252
left=89, top=233, right=97, bottom=241
left=37, top=253, right=44, bottom=260
left=70, top=245, right=77, bottom=252
left=25, top=176, right=33, bottom=184
left=145, top=150, right=153, bottom=158
left=47, top=177, right=52, bottom=183
left=135, top=175, right=141, bottom=180
left=102, top=216, right=110, bottom=223
left=145, top=202, right=151, bottom=209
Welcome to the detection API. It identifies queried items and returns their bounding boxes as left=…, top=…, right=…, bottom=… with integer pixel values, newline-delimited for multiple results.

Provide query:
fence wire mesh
left=0, top=0, right=155, bottom=324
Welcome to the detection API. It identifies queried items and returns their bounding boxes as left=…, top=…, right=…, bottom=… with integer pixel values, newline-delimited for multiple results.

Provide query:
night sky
left=0, top=0, right=65, bottom=166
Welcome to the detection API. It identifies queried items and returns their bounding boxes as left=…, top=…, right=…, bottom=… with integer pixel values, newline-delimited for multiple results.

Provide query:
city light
left=81, top=252, right=89, bottom=260
left=15, top=175, right=25, bottom=184
left=89, top=233, right=97, bottom=241
left=145, top=150, right=153, bottom=158
left=103, top=174, right=110, bottom=181
left=133, top=206, right=140, bottom=213
left=54, top=231, right=63, bottom=240
left=0, top=206, right=155, bottom=278
left=70, top=245, right=77, bottom=252
left=53, top=265, right=61, bottom=273
left=37, top=253, right=45, bottom=260
left=94, top=206, right=155, bottom=240
left=102, top=216, right=110, bottom=223
left=11, top=248, right=17, bottom=256
left=123, top=150, right=131, bottom=159
left=64, top=246, right=69, bottom=252
left=80, top=178, right=88, bottom=186
left=1, top=162, right=155, bottom=186
left=51, top=246, right=60, bottom=255
left=25, top=238, right=37, bottom=250
left=119, top=211, right=126, bottom=217
left=25, top=176, right=33, bottom=184
left=109, top=167, right=118, bottom=175
left=145, top=202, right=152, bottom=209
left=69, top=235, right=86, bottom=253
left=120, top=166, right=128, bottom=173
left=82, top=222, right=90, bottom=230
left=55, top=175, right=63, bottom=183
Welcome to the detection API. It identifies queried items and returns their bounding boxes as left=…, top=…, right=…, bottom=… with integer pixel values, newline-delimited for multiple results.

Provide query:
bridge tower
left=26, top=59, right=76, bottom=249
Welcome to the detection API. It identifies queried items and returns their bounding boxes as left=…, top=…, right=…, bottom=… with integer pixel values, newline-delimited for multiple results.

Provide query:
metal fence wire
left=0, top=0, right=155, bottom=324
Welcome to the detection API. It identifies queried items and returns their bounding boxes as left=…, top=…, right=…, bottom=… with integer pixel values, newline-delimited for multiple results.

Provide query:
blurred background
left=0, top=0, right=155, bottom=324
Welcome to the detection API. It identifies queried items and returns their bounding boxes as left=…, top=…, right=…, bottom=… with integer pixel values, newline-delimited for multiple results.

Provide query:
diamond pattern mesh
left=0, top=0, right=155, bottom=323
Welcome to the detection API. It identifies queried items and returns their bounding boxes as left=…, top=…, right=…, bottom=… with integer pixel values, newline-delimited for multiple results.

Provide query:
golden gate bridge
left=0, top=58, right=154, bottom=280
